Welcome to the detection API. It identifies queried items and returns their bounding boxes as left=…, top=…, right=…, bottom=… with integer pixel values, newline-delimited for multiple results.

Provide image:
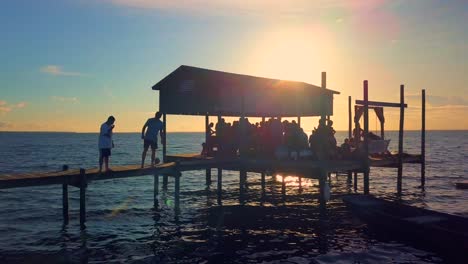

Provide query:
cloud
left=407, top=94, right=468, bottom=108
left=40, top=65, right=83, bottom=76
left=51, top=96, right=79, bottom=103
left=0, top=100, right=27, bottom=114
left=104, top=0, right=390, bottom=17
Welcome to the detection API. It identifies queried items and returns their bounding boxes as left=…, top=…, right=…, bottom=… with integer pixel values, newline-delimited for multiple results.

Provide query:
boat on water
left=342, top=195, right=468, bottom=262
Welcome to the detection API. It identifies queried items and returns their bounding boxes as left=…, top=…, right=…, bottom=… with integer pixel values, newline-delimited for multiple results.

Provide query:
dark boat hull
left=342, top=195, right=468, bottom=263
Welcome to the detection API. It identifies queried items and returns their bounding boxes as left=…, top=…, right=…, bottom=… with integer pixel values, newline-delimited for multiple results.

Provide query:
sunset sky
left=1, top=0, right=467, bottom=132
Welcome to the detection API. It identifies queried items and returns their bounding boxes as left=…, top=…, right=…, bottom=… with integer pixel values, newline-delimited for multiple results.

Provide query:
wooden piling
left=397, top=85, right=405, bottom=195
left=62, top=165, right=69, bottom=225
left=354, top=172, right=358, bottom=192
left=162, top=113, right=167, bottom=162
left=163, top=175, right=168, bottom=191
left=348, top=96, right=352, bottom=139
left=421, top=89, right=426, bottom=187
left=319, top=170, right=327, bottom=208
left=363, top=81, right=370, bottom=194
left=205, top=114, right=211, bottom=185
left=79, top=168, right=86, bottom=228
left=239, top=170, right=246, bottom=204
left=154, top=174, right=159, bottom=208
left=217, top=168, right=222, bottom=205
left=347, top=171, right=352, bottom=184
left=297, top=116, right=301, bottom=127
left=174, top=172, right=180, bottom=210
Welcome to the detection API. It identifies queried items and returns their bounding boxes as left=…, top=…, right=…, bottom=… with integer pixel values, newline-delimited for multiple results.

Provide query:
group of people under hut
left=201, top=117, right=380, bottom=160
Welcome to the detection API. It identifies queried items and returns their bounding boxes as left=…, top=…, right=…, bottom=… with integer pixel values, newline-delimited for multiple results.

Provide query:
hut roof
left=152, top=65, right=339, bottom=117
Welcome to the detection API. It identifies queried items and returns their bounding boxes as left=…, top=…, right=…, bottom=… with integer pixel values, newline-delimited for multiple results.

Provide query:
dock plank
left=0, top=162, right=177, bottom=189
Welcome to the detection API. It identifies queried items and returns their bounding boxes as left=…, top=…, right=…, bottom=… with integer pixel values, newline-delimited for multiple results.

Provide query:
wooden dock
left=0, top=151, right=423, bottom=229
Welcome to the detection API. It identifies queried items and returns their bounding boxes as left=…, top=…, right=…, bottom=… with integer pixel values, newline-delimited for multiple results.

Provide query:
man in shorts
left=141, top=111, right=164, bottom=167
left=98, top=116, right=115, bottom=173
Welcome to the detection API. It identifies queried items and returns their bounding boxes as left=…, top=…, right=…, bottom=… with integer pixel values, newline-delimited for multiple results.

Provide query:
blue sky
left=1, top=0, right=467, bottom=132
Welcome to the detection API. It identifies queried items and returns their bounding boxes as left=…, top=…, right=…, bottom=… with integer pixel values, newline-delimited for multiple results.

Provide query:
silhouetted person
left=141, top=111, right=164, bottom=167
left=98, top=116, right=115, bottom=173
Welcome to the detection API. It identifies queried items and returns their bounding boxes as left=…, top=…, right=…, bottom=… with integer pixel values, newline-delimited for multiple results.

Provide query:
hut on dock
left=152, top=65, right=340, bottom=160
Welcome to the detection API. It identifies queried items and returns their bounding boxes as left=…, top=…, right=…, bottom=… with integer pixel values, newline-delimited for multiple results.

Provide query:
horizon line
left=1, top=129, right=467, bottom=133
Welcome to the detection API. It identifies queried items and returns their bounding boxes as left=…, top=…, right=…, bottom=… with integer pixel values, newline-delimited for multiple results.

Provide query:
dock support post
left=348, top=96, right=352, bottom=139
left=154, top=174, right=159, bottom=208
left=174, top=172, right=180, bottom=210
left=217, top=168, right=222, bottom=205
left=206, top=168, right=212, bottom=185
left=79, top=168, right=86, bottom=229
left=354, top=172, right=358, bottom=192
left=62, top=165, right=69, bottom=225
left=162, top=113, right=167, bottom=163
left=205, top=114, right=212, bottom=185
left=347, top=171, right=352, bottom=184
left=163, top=175, right=168, bottom=191
left=239, top=170, right=246, bottom=204
left=363, top=80, right=370, bottom=194
left=397, top=85, right=405, bottom=195
left=421, top=89, right=426, bottom=188
left=281, top=175, right=286, bottom=196
left=319, top=170, right=327, bottom=210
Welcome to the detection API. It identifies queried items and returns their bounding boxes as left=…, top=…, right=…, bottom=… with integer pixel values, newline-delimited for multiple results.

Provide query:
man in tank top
left=141, top=111, right=164, bottom=167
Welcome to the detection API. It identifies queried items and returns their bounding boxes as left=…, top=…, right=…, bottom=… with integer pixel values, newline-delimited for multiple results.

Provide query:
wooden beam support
left=217, top=168, right=222, bottom=205
left=397, top=85, right=405, bottom=195
left=348, top=96, right=352, bottom=139
left=62, top=165, right=69, bottom=225
left=79, top=168, right=86, bottom=229
left=205, top=114, right=211, bottom=185
left=154, top=174, right=159, bottom=208
left=162, top=113, right=167, bottom=162
left=421, top=89, right=426, bottom=187
left=162, top=175, right=168, bottom=191
left=319, top=170, right=327, bottom=209
left=355, top=100, right=408, bottom=108
left=363, top=81, right=370, bottom=194
left=174, top=172, right=180, bottom=210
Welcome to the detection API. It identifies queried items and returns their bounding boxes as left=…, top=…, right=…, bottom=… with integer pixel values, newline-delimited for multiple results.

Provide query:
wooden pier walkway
left=0, top=152, right=422, bottom=229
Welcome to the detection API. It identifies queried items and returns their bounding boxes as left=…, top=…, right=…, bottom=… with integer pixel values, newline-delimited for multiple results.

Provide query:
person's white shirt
left=98, top=122, right=113, bottom=149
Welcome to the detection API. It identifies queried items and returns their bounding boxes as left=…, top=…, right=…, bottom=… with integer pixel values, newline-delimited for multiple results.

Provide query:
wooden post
left=205, top=114, right=211, bottom=185
left=62, top=165, right=69, bottom=225
left=297, top=116, right=301, bottom=127
left=174, top=172, right=180, bottom=210
left=281, top=175, right=286, bottom=196
left=154, top=174, right=159, bottom=208
left=319, top=170, right=327, bottom=209
left=217, top=168, right=222, bottom=205
left=348, top=96, right=352, bottom=139
left=421, top=89, right=426, bottom=187
left=354, top=172, right=358, bottom=192
left=261, top=172, right=265, bottom=190
left=162, top=175, right=168, bottom=191
left=363, top=81, right=370, bottom=194
left=162, top=113, right=167, bottom=163
left=347, top=171, right=352, bottom=184
left=380, top=108, right=385, bottom=139
left=397, top=85, right=405, bottom=195
left=321, top=72, right=327, bottom=122
left=239, top=170, right=246, bottom=204
left=79, top=168, right=86, bottom=229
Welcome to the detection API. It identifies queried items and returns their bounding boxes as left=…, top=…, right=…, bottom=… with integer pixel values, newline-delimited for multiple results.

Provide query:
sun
left=243, top=24, right=337, bottom=83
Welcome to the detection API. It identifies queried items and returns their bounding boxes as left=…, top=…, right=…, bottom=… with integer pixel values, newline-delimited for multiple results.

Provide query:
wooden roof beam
left=355, top=100, right=408, bottom=108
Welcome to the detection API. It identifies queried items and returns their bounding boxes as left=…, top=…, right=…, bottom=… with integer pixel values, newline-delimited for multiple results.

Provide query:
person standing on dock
left=141, top=111, right=164, bottom=167
left=98, top=116, right=115, bottom=173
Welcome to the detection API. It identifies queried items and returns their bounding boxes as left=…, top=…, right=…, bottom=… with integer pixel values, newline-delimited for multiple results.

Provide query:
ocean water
left=0, top=131, right=466, bottom=263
